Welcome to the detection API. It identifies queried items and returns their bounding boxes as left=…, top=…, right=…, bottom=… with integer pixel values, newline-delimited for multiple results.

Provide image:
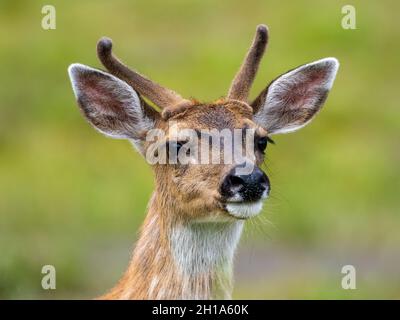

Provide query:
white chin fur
left=226, top=201, right=263, bottom=219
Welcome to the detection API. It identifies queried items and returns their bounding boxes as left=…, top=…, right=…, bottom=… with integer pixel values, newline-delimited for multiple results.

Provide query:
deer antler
left=227, top=24, right=269, bottom=102
left=97, top=37, right=191, bottom=110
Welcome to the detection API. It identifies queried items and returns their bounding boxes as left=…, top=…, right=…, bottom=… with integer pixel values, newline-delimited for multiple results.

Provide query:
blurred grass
left=0, top=0, right=399, bottom=298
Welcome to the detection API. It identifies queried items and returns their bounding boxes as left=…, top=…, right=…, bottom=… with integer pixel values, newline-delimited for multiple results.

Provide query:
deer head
left=68, top=25, right=338, bottom=221
left=68, top=25, right=339, bottom=299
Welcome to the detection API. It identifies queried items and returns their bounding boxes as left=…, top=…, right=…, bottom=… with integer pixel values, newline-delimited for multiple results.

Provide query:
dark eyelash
left=266, top=136, right=275, bottom=145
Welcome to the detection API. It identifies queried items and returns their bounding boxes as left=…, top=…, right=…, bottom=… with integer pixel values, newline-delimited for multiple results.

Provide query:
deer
left=68, top=24, right=339, bottom=300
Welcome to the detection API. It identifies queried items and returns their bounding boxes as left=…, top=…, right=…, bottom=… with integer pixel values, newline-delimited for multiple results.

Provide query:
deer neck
left=106, top=192, right=244, bottom=300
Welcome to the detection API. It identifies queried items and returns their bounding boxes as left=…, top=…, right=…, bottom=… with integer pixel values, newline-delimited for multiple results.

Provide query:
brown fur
left=98, top=99, right=265, bottom=300
left=68, top=25, right=338, bottom=300
left=227, top=25, right=268, bottom=101
left=97, top=37, right=191, bottom=109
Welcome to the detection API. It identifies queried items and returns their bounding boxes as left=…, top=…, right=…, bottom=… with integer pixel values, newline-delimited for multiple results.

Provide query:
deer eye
left=256, top=136, right=274, bottom=153
left=167, top=140, right=191, bottom=162
left=167, top=141, right=183, bottom=158
left=168, top=141, right=184, bottom=153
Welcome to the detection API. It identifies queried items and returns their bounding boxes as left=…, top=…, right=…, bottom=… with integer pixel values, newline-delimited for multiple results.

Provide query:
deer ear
left=68, top=64, right=158, bottom=153
left=252, top=58, right=339, bottom=135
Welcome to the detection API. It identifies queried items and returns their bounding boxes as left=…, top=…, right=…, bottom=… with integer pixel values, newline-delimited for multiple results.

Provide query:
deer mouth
left=220, top=181, right=269, bottom=219
left=224, top=199, right=264, bottom=219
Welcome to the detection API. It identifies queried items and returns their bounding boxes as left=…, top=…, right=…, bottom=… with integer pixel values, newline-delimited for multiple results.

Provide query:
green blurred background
left=0, top=0, right=399, bottom=299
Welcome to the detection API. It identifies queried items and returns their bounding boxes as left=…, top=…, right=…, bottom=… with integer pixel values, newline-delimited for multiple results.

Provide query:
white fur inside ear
left=68, top=63, right=155, bottom=153
left=226, top=201, right=263, bottom=218
left=268, top=57, right=339, bottom=97
left=254, top=57, right=339, bottom=135
left=308, top=58, right=339, bottom=90
left=68, top=63, right=141, bottom=109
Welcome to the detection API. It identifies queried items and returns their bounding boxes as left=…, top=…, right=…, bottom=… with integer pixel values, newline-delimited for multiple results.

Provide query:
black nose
left=220, top=166, right=270, bottom=202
